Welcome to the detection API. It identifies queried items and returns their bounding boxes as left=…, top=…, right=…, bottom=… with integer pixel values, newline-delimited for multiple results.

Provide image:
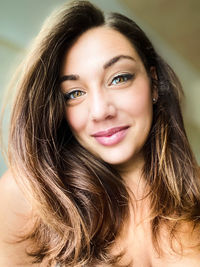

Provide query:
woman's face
left=60, top=27, right=154, bottom=169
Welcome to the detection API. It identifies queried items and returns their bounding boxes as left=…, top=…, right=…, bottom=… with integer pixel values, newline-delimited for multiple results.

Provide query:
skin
left=60, top=26, right=200, bottom=266
left=60, top=27, right=155, bottom=176
left=0, top=26, right=200, bottom=266
left=0, top=171, right=43, bottom=267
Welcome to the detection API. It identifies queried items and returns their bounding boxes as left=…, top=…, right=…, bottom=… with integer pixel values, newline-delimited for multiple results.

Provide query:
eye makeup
left=110, top=73, right=134, bottom=86
left=63, top=89, right=86, bottom=101
left=62, top=72, right=135, bottom=102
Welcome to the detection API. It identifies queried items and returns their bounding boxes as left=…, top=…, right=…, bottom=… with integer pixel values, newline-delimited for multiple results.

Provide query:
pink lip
left=91, top=126, right=129, bottom=146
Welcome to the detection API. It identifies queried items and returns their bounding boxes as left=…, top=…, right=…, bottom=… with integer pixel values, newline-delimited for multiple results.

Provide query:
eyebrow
left=59, top=74, right=80, bottom=83
left=60, top=54, right=135, bottom=83
left=103, top=54, right=135, bottom=69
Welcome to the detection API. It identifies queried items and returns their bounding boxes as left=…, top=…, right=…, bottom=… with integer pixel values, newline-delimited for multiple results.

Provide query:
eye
left=111, top=73, right=134, bottom=85
left=64, top=89, right=86, bottom=101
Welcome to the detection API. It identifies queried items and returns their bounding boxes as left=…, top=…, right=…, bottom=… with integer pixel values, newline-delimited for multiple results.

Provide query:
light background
left=0, top=0, right=199, bottom=176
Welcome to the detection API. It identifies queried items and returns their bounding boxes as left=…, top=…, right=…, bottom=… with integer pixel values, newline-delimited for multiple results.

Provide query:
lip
left=91, top=126, right=129, bottom=146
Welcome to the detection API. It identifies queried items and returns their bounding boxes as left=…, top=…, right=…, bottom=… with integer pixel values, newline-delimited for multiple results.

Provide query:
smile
left=91, top=126, right=129, bottom=146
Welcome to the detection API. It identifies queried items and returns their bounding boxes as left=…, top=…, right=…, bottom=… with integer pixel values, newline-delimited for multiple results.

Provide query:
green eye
left=111, top=73, right=134, bottom=85
left=64, top=90, right=85, bottom=101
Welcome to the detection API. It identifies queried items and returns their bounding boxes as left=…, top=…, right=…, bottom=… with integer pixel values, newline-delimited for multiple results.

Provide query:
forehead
left=61, top=26, right=141, bottom=73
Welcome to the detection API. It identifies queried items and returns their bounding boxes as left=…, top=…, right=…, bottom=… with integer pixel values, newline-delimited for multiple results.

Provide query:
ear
left=150, top=66, right=158, bottom=103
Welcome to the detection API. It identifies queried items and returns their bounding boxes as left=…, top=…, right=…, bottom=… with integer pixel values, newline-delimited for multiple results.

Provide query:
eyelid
left=109, top=72, right=134, bottom=86
left=63, top=88, right=86, bottom=101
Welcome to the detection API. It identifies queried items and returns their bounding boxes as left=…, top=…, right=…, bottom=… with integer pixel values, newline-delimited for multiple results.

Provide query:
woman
left=0, top=1, right=200, bottom=266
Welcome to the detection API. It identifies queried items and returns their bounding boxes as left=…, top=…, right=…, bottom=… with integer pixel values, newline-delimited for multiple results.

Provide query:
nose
left=89, top=88, right=117, bottom=121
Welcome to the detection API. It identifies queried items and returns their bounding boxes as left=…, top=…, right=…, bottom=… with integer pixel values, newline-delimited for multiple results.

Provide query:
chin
left=102, top=148, right=145, bottom=170
left=80, top=140, right=144, bottom=168
left=100, top=151, right=139, bottom=166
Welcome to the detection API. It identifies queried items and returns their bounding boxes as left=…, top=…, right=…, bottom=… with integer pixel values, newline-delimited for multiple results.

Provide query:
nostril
left=90, top=104, right=116, bottom=121
left=89, top=90, right=117, bottom=121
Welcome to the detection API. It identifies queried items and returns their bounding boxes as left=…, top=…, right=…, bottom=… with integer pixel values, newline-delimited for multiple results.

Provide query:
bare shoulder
left=152, top=221, right=200, bottom=267
left=0, top=170, right=41, bottom=266
left=0, top=169, right=32, bottom=227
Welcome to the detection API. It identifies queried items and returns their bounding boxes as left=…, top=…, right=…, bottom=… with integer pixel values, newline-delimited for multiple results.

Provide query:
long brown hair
left=8, top=0, right=200, bottom=266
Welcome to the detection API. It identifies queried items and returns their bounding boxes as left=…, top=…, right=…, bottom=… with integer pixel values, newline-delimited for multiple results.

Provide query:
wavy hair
left=8, top=0, right=200, bottom=266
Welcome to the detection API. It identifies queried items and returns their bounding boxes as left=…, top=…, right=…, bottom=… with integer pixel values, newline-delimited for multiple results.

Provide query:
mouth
left=91, top=126, right=129, bottom=146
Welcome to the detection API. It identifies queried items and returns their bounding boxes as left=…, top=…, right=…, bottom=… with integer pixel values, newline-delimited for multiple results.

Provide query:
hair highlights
left=8, top=1, right=200, bottom=266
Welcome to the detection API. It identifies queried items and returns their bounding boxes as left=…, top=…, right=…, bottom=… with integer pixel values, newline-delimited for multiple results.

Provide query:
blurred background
left=0, top=0, right=199, bottom=176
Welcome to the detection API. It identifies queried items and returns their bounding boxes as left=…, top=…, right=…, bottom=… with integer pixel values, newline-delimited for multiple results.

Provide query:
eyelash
left=63, top=73, right=134, bottom=101
left=110, top=73, right=134, bottom=85
left=64, top=90, right=86, bottom=101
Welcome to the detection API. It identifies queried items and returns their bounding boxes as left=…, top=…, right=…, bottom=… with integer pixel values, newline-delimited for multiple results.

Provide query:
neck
left=115, top=152, right=148, bottom=200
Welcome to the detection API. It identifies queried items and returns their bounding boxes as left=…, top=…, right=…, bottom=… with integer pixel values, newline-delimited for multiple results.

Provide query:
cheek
left=119, top=85, right=152, bottom=118
left=65, top=106, right=88, bottom=134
